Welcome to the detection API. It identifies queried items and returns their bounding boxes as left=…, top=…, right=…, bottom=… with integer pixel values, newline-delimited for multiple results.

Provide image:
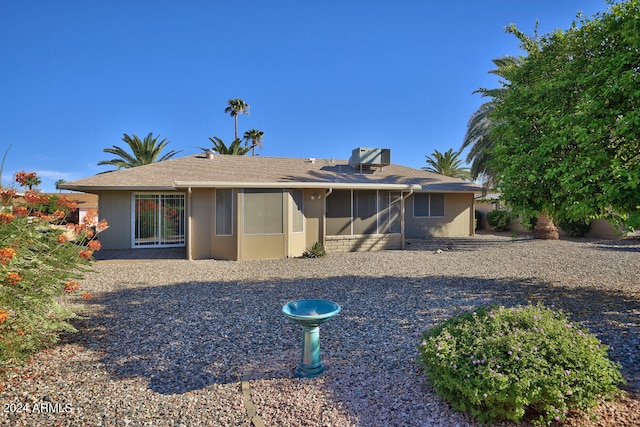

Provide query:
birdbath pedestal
left=282, top=299, right=341, bottom=378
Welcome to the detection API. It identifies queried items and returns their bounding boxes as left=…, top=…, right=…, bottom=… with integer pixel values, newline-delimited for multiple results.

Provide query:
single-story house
left=61, top=148, right=482, bottom=260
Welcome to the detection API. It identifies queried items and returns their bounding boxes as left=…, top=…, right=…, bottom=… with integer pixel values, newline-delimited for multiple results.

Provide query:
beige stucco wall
left=189, top=188, right=213, bottom=260
left=97, top=190, right=132, bottom=249
left=405, top=193, right=474, bottom=238
left=303, top=189, right=323, bottom=253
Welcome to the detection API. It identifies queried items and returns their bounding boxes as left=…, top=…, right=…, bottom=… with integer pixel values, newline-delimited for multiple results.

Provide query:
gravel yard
left=1, top=234, right=639, bottom=426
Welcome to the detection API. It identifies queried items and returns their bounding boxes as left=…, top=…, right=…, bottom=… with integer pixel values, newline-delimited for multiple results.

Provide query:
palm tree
left=224, top=99, right=250, bottom=140
left=460, top=55, right=522, bottom=191
left=422, top=148, right=471, bottom=180
left=55, top=179, right=66, bottom=193
left=15, top=172, right=42, bottom=190
left=243, top=129, right=264, bottom=156
left=204, top=137, right=251, bottom=155
left=98, top=133, right=182, bottom=171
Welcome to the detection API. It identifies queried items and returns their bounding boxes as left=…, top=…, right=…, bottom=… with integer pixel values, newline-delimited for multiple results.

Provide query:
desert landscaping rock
left=1, top=234, right=638, bottom=426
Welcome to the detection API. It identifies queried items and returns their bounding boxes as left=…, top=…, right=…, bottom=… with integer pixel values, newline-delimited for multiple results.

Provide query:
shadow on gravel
left=67, top=274, right=639, bottom=398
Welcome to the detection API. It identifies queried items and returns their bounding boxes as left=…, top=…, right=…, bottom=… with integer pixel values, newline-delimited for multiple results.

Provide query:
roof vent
left=348, top=147, right=391, bottom=169
left=205, top=149, right=215, bottom=159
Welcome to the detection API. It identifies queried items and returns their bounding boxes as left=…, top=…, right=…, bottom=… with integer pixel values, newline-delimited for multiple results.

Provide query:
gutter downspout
left=187, top=187, right=192, bottom=261
left=322, top=188, right=333, bottom=248
left=401, top=190, right=414, bottom=249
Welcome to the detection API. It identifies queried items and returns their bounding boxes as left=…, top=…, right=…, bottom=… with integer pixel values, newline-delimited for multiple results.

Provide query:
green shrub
left=558, top=217, right=592, bottom=237
left=302, top=241, right=326, bottom=258
left=417, top=303, right=624, bottom=426
left=486, top=209, right=511, bottom=231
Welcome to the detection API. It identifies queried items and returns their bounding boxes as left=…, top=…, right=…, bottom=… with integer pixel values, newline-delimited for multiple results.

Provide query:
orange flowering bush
left=0, top=174, right=107, bottom=367
left=0, top=248, right=16, bottom=266
left=0, top=189, right=16, bottom=207
left=0, top=213, right=13, bottom=225
left=5, top=273, right=21, bottom=286
left=63, top=281, right=80, bottom=293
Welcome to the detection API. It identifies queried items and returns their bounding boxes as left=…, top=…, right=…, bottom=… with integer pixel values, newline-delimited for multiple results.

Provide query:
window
left=291, top=190, right=304, bottom=233
left=243, top=189, right=284, bottom=235
left=413, top=193, right=445, bottom=217
left=413, top=193, right=430, bottom=217
left=430, top=193, right=445, bottom=217
left=133, top=193, right=185, bottom=247
left=216, top=189, right=233, bottom=235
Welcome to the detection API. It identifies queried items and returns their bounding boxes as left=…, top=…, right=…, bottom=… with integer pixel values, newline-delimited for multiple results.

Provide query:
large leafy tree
left=490, top=1, right=640, bottom=231
left=224, top=98, right=250, bottom=140
left=98, top=133, right=182, bottom=171
left=422, top=148, right=471, bottom=180
left=243, top=129, right=264, bottom=156
left=205, top=137, right=251, bottom=155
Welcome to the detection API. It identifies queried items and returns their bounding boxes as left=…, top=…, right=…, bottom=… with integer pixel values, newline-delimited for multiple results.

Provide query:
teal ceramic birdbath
left=282, top=299, right=341, bottom=378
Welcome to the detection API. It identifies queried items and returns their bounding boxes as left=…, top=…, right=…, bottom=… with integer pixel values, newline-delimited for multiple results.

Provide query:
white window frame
left=132, top=192, right=186, bottom=248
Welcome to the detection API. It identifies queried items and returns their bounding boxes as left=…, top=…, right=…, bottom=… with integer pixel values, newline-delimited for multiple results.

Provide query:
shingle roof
left=61, top=155, right=482, bottom=193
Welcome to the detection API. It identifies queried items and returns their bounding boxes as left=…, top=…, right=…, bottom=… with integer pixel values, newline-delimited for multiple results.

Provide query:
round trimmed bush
left=417, top=303, right=624, bottom=426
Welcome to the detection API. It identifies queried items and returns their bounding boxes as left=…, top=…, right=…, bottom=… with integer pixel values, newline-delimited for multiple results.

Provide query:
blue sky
left=1, top=0, right=607, bottom=192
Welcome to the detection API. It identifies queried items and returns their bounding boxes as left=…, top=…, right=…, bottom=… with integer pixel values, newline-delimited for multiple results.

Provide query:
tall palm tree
left=98, top=133, right=182, bottom=171
left=243, top=129, right=264, bottom=156
left=422, top=149, right=471, bottom=180
left=224, top=98, right=250, bottom=140
left=460, top=55, right=522, bottom=191
left=204, top=137, right=251, bottom=155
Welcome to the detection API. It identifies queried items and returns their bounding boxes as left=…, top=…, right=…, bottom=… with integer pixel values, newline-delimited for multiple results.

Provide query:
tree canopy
left=243, top=129, right=264, bottom=156
left=423, top=148, right=471, bottom=180
left=224, top=98, right=250, bottom=140
left=98, top=133, right=182, bottom=171
left=461, top=56, right=523, bottom=190
left=489, top=0, right=640, bottom=229
left=205, top=137, right=251, bottom=155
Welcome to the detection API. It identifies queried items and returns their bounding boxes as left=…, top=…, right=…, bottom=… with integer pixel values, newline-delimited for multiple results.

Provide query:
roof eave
left=59, top=184, right=176, bottom=192
left=173, top=181, right=426, bottom=190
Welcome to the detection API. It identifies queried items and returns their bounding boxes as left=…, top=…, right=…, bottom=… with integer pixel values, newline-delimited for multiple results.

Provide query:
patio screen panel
left=325, top=190, right=352, bottom=235
left=378, top=191, right=401, bottom=233
left=353, top=190, right=378, bottom=234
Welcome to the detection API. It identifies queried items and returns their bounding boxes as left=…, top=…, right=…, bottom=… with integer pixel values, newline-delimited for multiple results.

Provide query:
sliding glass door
left=133, top=193, right=185, bottom=247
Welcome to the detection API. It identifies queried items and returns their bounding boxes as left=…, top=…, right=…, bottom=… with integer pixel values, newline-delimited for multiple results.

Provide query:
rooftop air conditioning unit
left=348, top=147, right=391, bottom=169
